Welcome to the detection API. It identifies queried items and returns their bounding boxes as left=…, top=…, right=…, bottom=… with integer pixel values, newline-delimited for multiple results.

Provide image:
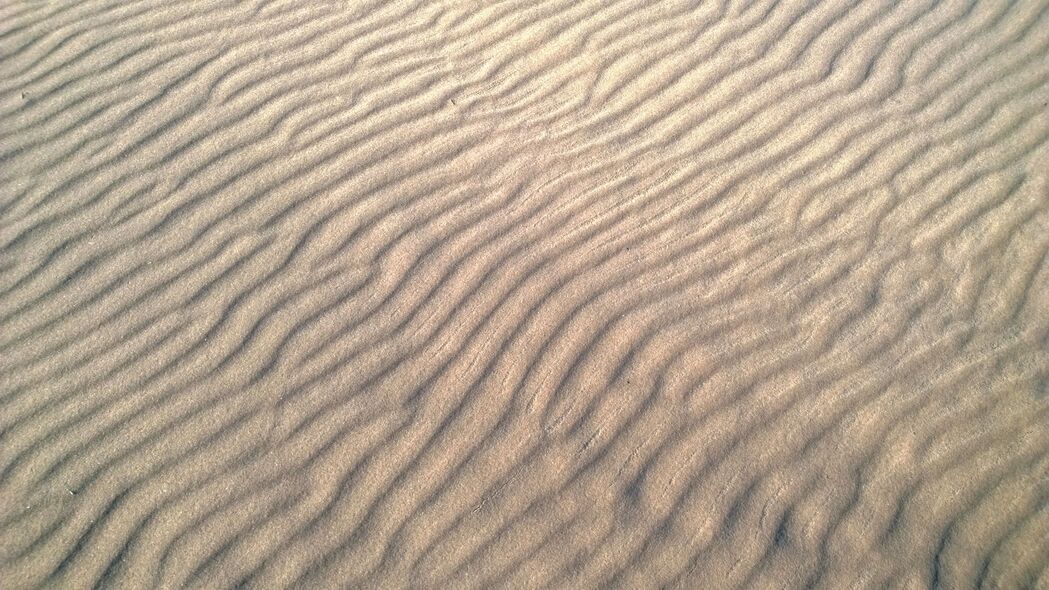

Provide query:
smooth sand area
left=2, top=0, right=1049, bottom=588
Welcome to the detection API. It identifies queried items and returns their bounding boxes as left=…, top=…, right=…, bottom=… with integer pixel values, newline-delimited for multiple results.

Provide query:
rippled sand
left=2, top=0, right=1049, bottom=588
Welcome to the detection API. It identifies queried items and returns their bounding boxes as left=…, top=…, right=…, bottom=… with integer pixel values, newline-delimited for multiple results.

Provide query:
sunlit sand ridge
left=2, top=0, right=1049, bottom=587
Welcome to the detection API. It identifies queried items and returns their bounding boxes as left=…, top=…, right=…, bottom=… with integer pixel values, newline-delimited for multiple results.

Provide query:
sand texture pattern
left=2, top=0, right=1049, bottom=588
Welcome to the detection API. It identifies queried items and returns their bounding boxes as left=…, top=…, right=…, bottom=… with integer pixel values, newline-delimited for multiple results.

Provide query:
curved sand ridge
left=2, top=0, right=1049, bottom=587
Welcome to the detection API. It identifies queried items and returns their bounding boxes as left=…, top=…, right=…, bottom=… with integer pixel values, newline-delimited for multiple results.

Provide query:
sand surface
left=2, top=0, right=1049, bottom=588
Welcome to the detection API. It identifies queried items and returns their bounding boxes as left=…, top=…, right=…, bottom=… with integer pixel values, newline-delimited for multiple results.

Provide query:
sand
left=2, top=0, right=1048, bottom=588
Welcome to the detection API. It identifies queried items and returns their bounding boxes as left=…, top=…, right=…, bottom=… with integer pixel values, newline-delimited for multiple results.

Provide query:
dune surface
left=2, top=0, right=1049, bottom=588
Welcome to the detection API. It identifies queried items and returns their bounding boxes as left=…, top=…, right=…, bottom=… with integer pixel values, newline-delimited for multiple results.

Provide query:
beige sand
left=2, top=0, right=1049, bottom=588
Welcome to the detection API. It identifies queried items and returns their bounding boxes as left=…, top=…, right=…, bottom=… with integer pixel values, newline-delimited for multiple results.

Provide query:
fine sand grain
left=2, top=0, right=1049, bottom=588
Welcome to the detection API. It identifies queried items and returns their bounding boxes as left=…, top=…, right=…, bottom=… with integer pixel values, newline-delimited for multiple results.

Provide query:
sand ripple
left=2, top=0, right=1049, bottom=588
